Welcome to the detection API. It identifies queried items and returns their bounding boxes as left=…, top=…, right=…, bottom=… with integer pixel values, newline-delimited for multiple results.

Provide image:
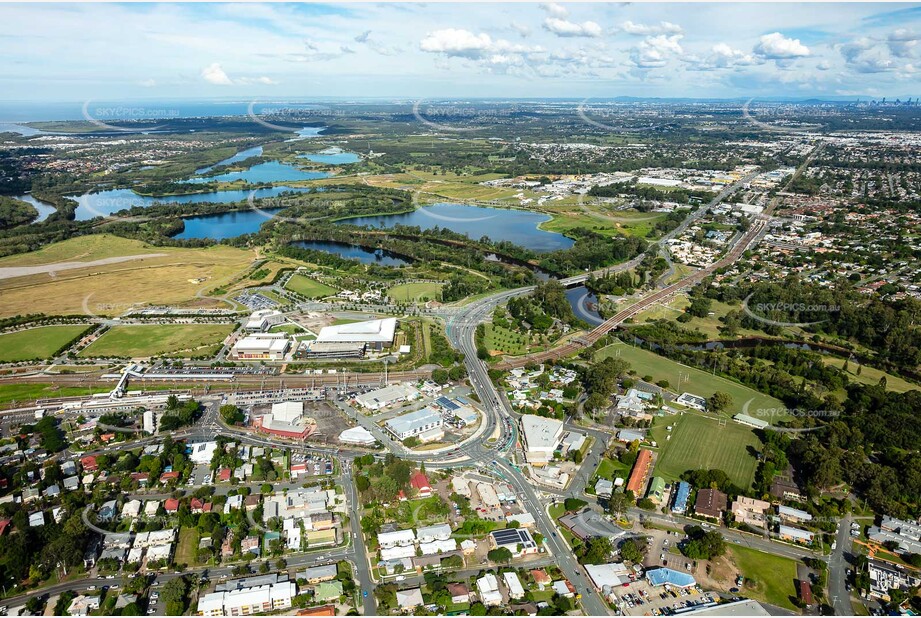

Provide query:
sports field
left=0, top=325, right=90, bottom=362
left=285, top=274, right=337, bottom=298
left=387, top=282, right=443, bottom=302
left=649, top=413, right=762, bottom=489
left=80, top=323, right=235, bottom=358
left=595, top=341, right=785, bottom=416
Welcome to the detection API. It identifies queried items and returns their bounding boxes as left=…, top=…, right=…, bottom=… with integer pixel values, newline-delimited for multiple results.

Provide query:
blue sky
left=1, top=2, right=919, bottom=101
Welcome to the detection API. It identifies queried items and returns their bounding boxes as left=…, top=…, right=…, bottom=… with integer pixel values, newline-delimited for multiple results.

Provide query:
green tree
left=707, top=392, right=733, bottom=414
left=487, top=547, right=513, bottom=563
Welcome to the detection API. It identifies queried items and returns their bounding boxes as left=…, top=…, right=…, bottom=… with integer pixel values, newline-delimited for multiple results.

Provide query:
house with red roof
left=410, top=471, right=432, bottom=498
left=100, top=433, right=115, bottom=443
left=218, top=468, right=232, bottom=482
left=129, top=472, right=150, bottom=486
left=0, top=519, right=11, bottom=536
left=80, top=455, right=98, bottom=472
left=159, top=471, right=180, bottom=484
left=290, top=463, right=308, bottom=478
left=164, top=498, right=180, bottom=513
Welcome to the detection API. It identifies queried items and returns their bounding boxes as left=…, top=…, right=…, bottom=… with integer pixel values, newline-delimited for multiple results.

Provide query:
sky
left=1, top=2, right=919, bottom=102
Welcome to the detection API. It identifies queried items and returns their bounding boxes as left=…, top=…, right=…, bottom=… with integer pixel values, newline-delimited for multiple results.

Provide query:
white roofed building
left=385, top=408, right=444, bottom=442
left=520, top=415, right=564, bottom=466
left=338, top=426, right=376, bottom=446
left=315, top=317, right=397, bottom=351
left=271, top=401, right=303, bottom=424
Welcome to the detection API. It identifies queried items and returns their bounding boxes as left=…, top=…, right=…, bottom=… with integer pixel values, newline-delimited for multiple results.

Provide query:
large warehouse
left=231, top=333, right=291, bottom=360
left=315, top=317, right=397, bottom=351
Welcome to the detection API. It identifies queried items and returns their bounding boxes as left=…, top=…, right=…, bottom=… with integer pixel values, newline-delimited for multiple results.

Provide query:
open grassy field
left=81, top=323, right=234, bottom=358
left=483, top=323, right=530, bottom=356
left=0, top=383, right=110, bottom=406
left=387, top=282, right=443, bottom=302
left=595, top=341, right=785, bottom=416
left=0, top=325, right=90, bottom=362
left=729, top=545, right=799, bottom=610
left=0, top=235, right=257, bottom=317
left=649, top=413, right=762, bottom=489
left=822, top=357, right=918, bottom=393
left=285, top=274, right=338, bottom=298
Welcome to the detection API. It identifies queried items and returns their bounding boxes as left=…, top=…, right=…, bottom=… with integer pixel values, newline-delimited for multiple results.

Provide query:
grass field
left=821, top=357, right=918, bottom=393
left=0, top=383, right=110, bottom=406
left=729, top=545, right=799, bottom=610
left=387, top=282, right=443, bottom=302
left=175, top=527, right=200, bottom=566
left=595, top=341, right=785, bottom=416
left=0, top=325, right=90, bottom=362
left=483, top=323, right=530, bottom=356
left=285, top=274, right=338, bottom=298
left=0, top=235, right=256, bottom=317
left=649, top=413, right=762, bottom=489
left=81, top=323, right=235, bottom=358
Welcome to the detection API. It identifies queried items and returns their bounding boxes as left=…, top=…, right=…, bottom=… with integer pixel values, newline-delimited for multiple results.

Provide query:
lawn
left=729, top=545, right=799, bottom=611
left=81, top=323, right=235, bottom=358
left=595, top=341, right=785, bottom=417
left=0, top=325, right=90, bottom=362
left=483, top=323, right=530, bottom=356
left=387, top=282, right=443, bottom=302
left=591, top=457, right=632, bottom=485
left=649, top=412, right=762, bottom=490
left=285, top=274, right=338, bottom=298
left=821, top=357, right=918, bottom=394
left=0, top=383, right=110, bottom=406
left=175, top=527, right=200, bottom=566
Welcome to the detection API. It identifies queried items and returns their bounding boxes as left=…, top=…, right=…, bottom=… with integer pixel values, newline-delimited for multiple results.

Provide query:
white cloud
left=419, top=28, right=541, bottom=61
left=754, top=32, right=810, bottom=60
left=686, top=43, right=758, bottom=70
left=619, top=21, right=682, bottom=36
left=630, top=34, right=683, bottom=69
left=420, top=28, right=495, bottom=57
left=201, top=62, right=233, bottom=85
left=354, top=30, right=371, bottom=44
left=839, top=38, right=897, bottom=73
left=138, top=79, right=157, bottom=88
left=539, top=3, right=568, bottom=18
left=887, top=29, right=919, bottom=58
left=511, top=22, right=532, bottom=38
left=542, top=17, right=603, bottom=38
left=200, top=62, right=275, bottom=85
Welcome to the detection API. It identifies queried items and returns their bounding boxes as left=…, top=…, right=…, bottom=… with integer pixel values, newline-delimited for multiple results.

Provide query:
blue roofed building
left=672, top=481, right=691, bottom=514
left=646, top=567, right=696, bottom=588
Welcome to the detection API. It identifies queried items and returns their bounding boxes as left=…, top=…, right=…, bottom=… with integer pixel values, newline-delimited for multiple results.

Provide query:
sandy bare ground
left=0, top=254, right=167, bottom=281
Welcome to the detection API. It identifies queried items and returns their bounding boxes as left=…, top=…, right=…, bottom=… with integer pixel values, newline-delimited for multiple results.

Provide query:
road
left=828, top=515, right=854, bottom=616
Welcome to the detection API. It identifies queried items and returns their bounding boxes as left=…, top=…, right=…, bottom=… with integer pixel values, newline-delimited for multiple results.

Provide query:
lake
left=174, top=208, right=284, bottom=240
left=11, top=194, right=57, bottom=224
left=194, top=146, right=263, bottom=175
left=186, top=160, right=330, bottom=184
left=300, top=148, right=361, bottom=165
left=566, top=286, right=604, bottom=325
left=70, top=186, right=313, bottom=220
left=336, top=203, right=573, bottom=253
left=292, top=240, right=409, bottom=266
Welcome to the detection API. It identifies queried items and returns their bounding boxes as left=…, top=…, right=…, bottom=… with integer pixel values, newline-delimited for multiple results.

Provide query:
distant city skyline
left=1, top=2, right=919, bottom=102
